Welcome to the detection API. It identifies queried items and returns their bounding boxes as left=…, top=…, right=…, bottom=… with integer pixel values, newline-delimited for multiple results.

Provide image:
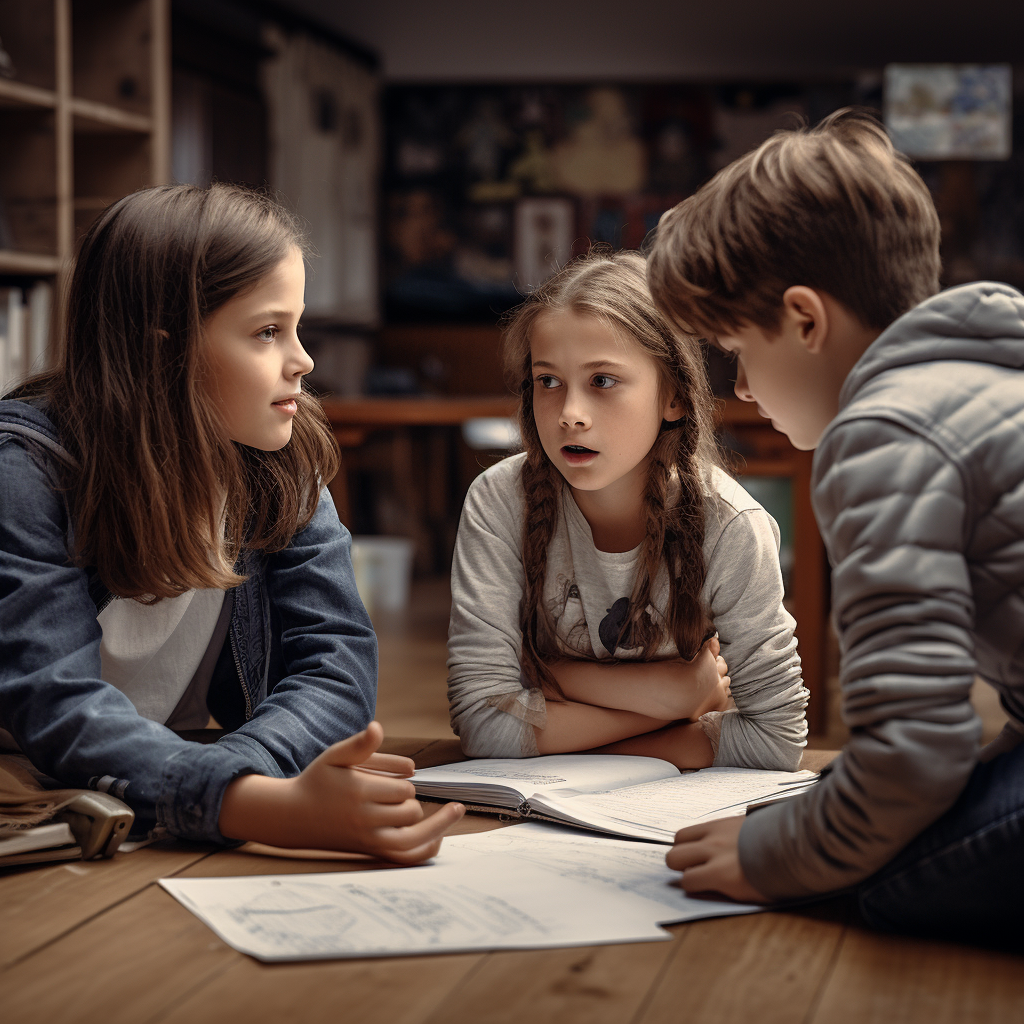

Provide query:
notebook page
left=531, top=768, right=816, bottom=837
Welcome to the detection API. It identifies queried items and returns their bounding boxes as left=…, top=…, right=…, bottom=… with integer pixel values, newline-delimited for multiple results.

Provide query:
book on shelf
left=413, top=754, right=818, bottom=843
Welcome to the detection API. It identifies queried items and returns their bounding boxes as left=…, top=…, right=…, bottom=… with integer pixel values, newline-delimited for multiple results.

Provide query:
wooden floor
left=3, top=579, right=1019, bottom=1023
left=3, top=737, right=1022, bottom=1024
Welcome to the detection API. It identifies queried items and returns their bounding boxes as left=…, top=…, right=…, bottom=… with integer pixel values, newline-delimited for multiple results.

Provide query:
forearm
left=219, top=773, right=300, bottom=847
left=547, top=657, right=719, bottom=720
left=533, top=699, right=669, bottom=754
left=594, top=721, right=714, bottom=771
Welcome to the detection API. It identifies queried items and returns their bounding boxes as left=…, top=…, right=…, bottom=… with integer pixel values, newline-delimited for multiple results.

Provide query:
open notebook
left=413, top=754, right=817, bottom=843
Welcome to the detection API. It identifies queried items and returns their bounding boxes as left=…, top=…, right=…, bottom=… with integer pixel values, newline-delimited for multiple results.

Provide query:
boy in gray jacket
left=648, top=108, right=1024, bottom=941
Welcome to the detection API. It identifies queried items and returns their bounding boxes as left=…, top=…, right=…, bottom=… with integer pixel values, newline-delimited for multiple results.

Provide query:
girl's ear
left=662, top=394, right=685, bottom=424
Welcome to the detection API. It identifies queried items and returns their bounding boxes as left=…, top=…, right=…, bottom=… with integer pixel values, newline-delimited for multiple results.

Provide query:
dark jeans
left=857, top=740, right=1024, bottom=946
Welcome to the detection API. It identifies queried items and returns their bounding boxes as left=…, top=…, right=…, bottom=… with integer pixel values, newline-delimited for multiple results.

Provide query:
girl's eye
left=591, top=374, right=616, bottom=389
left=535, top=375, right=560, bottom=389
left=255, top=326, right=278, bottom=343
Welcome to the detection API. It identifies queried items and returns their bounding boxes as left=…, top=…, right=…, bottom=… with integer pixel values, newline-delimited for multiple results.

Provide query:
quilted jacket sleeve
left=738, top=417, right=981, bottom=899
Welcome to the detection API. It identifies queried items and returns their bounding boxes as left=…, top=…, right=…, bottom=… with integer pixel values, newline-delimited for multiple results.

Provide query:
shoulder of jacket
left=0, top=399, right=76, bottom=469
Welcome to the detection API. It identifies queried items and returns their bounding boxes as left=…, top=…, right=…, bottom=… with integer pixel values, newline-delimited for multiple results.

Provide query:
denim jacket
left=0, top=400, right=377, bottom=842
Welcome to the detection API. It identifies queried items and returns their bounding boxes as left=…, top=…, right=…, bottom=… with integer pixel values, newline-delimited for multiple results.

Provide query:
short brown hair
left=648, top=108, right=941, bottom=339
left=12, top=183, right=339, bottom=601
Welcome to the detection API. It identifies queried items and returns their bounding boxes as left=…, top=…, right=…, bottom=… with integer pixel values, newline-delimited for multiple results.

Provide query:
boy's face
left=715, top=321, right=841, bottom=451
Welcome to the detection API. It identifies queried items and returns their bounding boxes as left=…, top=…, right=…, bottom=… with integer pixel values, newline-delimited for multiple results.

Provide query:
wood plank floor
left=3, top=736, right=1022, bottom=1024
left=3, top=580, right=1019, bottom=1024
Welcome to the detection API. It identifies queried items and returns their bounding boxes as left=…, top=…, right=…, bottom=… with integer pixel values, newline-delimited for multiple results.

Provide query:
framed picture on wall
left=514, top=196, right=575, bottom=292
left=884, top=63, right=1012, bottom=160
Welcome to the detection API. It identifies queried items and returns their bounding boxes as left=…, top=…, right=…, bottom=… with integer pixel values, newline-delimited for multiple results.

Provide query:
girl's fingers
left=319, top=722, right=384, bottom=768
left=381, top=837, right=445, bottom=866
left=362, top=797, right=426, bottom=829
left=351, top=772, right=418, bottom=803
left=354, top=752, right=416, bottom=777
left=375, top=802, right=465, bottom=854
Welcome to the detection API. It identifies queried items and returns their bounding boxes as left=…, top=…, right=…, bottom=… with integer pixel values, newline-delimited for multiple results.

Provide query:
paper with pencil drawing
left=436, top=821, right=763, bottom=925
left=159, top=854, right=669, bottom=962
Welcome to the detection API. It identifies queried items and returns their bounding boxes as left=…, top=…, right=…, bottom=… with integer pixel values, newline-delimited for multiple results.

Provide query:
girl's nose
left=290, top=337, right=315, bottom=379
left=733, top=364, right=754, bottom=403
left=559, top=391, right=590, bottom=428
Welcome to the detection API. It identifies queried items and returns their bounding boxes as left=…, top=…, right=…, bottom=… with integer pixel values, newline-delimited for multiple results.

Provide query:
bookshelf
left=0, top=0, right=170, bottom=281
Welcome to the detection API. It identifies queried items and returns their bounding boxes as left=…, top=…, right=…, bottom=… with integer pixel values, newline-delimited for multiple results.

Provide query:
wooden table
left=321, top=396, right=518, bottom=573
left=4, top=741, right=1022, bottom=1024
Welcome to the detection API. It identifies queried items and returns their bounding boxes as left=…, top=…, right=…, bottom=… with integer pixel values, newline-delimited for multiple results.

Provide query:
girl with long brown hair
left=447, top=250, right=808, bottom=770
left=0, top=183, right=462, bottom=859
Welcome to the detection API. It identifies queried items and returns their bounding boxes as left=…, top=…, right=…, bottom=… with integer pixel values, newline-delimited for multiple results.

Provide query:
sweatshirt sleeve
left=739, top=419, right=980, bottom=900
left=706, top=507, right=809, bottom=771
left=446, top=462, right=539, bottom=758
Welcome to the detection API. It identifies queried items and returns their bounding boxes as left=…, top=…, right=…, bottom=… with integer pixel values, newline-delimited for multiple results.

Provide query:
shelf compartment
left=73, top=131, right=151, bottom=240
left=71, top=0, right=153, bottom=116
left=0, top=0, right=57, bottom=92
left=0, top=107, right=58, bottom=258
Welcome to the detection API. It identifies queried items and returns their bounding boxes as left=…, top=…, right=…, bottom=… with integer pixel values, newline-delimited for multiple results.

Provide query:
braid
left=517, top=382, right=562, bottom=693
left=663, top=415, right=714, bottom=660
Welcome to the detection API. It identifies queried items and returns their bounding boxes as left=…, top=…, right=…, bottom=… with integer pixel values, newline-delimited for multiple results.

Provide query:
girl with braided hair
left=447, top=249, right=808, bottom=770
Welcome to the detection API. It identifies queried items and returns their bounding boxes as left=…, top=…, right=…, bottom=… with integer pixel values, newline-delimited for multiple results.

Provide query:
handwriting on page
left=434, top=766, right=568, bottom=784
left=570, top=770, right=812, bottom=829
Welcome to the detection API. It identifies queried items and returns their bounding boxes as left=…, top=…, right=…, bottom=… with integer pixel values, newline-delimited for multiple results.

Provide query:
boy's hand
left=665, top=815, right=767, bottom=903
left=219, top=722, right=464, bottom=864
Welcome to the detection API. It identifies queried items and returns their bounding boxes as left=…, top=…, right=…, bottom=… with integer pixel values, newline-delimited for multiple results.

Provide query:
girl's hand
left=219, top=722, right=464, bottom=863
left=688, top=636, right=733, bottom=717
left=649, top=637, right=731, bottom=721
left=665, top=815, right=767, bottom=903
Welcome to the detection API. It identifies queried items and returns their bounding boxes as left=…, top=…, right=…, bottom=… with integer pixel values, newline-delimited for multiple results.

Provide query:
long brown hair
left=9, top=183, right=339, bottom=601
left=503, top=249, right=719, bottom=692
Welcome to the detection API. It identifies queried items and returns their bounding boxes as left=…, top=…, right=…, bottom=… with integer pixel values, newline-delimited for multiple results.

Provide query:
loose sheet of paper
left=160, top=855, right=669, bottom=962
left=530, top=768, right=817, bottom=841
left=434, top=822, right=763, bottom=925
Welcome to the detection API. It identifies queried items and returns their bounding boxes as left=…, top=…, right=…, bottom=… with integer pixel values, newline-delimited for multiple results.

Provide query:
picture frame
left=513, top=196, right=575, bottom=292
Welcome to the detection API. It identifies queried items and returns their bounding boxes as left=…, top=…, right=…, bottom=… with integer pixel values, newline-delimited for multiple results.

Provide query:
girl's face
left=530, top=310, right=681, bottom=502
left=203, top=246, right=313, bottom=451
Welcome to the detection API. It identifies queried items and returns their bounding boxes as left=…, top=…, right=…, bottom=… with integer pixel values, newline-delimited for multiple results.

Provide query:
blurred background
left=0, top=0, right=1017, bottom=743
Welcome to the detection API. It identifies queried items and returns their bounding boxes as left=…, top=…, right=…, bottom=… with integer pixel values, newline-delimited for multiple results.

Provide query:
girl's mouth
left=561, top=444, right=598, bottom=465
left=272, top=399, right=298, bottom=415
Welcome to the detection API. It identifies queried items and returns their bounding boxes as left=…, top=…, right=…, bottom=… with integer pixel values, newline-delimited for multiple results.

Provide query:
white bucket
left=350, top=536, right=415, bottom=613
